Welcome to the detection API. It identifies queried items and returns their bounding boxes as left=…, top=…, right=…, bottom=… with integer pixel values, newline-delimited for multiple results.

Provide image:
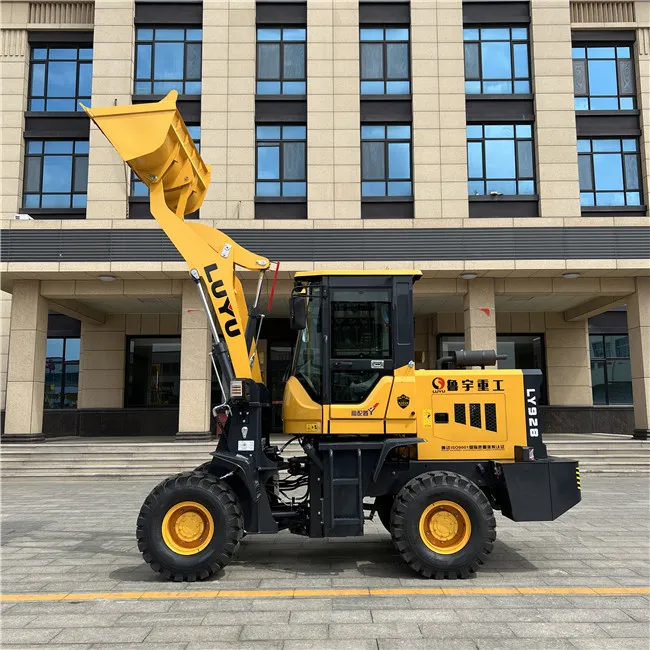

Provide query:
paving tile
left=456, top=608, right=546, bottom=622
left=241, top=623, right=328, bottom=641
left=371, top=608, right=460, bottom=622
left=0, top=628, right=62, bottom=645
left=88, top=645, right=188, bottom=650
left=333, top=597, right=411, bottom=610
left=286, top=639, right=377, bottom=650
left=508, top=622, right=607, bottom=638
left=202, top=610, right=289, bottom=625
left=330, top=623, right=423, bottom=639
left=289, top=608, right=372, bottom=623
left=251, top=598, right=333, bottom=611
left=117, top=612, right=206, bottom=625
left=570, top=641, right=650, bottom=650
left=27, top=614, right=122, bottom=628
left=597, top=622, right=650, bottom=638
left=2, top=646, right=91, bottom=650
left=186, top=641, right=283, bottom=650
left=477, top=640, right=575, bottom=650
left=0, top=614, right=38, bottom=628
left=420, top=623, right=513, bottom=638
left=145, top=625, right=241, bottom=642
left=53, top=626, right=153, bottom=644
left=378, top=641, right=477, bottom=650
left=541, top=608, right=634, bottom=622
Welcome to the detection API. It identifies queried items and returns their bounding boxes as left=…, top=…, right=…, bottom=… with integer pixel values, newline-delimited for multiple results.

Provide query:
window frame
left=572, top=43, right=637, bottom=111
left=27, top=45, right=93, bottom=113
left=589, top=333, right=633, bottom=405
left=466, top=123, right=536, bottom=197
left=44, top=337, right=80, bottom=409
left=22, top=139, right=89, bottom=211
left=359, top=25, right=411, bottom=96
left=255, top=25, right=307, bottom=97
left=134, top=26, right=202, bottom=97
left=361, top=124, right=413, bottom=199
left=255, top=124, right=307, bottom=199
left=577, top=137, right=643, bottom=209
left=124, top=335, right=183, bottom=408
left=463, top=25, right=531, bottom=96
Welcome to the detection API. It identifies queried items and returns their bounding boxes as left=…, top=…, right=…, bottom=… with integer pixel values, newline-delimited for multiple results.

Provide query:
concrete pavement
left=1, top=475, right=649, bottom=648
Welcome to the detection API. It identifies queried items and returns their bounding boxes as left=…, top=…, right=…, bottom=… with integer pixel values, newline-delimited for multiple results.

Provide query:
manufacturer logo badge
left=351, top=403, right=379, bottom=417
left=397, top=394, right=410, bottom=409
left=432, top=377, right=446, bottom=390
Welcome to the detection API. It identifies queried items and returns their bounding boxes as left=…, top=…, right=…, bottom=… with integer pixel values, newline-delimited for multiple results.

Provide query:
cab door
left=327, top=285, right=393, bottom=433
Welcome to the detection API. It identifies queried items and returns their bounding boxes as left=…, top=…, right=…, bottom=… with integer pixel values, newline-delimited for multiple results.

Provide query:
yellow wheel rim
left=161, top=501, right=214, bottom=555
left=419, top=500, right=471, bottom=555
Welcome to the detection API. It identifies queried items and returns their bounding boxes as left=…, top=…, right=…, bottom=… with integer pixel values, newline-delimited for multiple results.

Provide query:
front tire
left=136, top=471, right=243, bottom=581
left=390, top=471, right=496, bottom=579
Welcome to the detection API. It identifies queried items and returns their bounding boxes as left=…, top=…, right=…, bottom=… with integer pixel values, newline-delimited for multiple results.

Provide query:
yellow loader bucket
left=81, top=91, right=210, bottom=217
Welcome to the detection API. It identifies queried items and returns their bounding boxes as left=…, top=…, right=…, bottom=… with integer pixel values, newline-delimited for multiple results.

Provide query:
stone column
left=636, top=16, right=650, bottom=209
left=544, top=312, right=592, bottom=407
left=0, top=292, right=12, bottom=410
left=177, top=281, right=212, bottom=440
left=628, top=277, right=650, bottom=439
left=3, top=280, right=48, bottom=441
left=201, top=1, right=229, bottom=221
left=225, top=0, right=256, bottom=222
left=530, top=0, right=581, bottom=219
left=0, top=23, right=29, bottom=222
left=463, top=278, right=497, bottom=352
left=86, top=0, right=135, bottom=220
left=411, top=0, right=468, bottom=221
left=77, top=315, right=126, bottom=409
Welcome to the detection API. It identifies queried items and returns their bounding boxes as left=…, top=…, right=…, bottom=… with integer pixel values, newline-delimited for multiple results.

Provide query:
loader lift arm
left=82, top=91, right=270, bottom=383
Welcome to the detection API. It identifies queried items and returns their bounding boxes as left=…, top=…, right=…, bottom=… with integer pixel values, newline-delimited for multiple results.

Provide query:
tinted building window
left=23, top=140, right=89, bottom=209
left=360, top=27, right=410, bottom=95
left=467, top=124, right=535, bottom=196
left=44, top=338, right=80, bottom=409
left=572, top=45, right=636, bottom=110
left=256, top=125, right=306, bottom=197
left=29, top=46, right=92, bottom=112
left=126, top=337, right=181, bottom=407
left=578, top=138, right=642, bottom=207
left=135, top=27, right=202, bottom=95
left=463, top=26, right=530, bottom=95
left=256, top=27, right=306, bottom=95
left=131, top=125, right=200, bottom=197
left=361, top=124, right=412, bottom=197
left=439, top=334, right=547, bottom=404
left=590, top=334, right=632, bottom=404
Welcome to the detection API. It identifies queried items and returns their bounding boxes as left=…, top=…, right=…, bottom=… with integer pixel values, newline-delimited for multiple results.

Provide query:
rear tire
left=390, top=471, right=496, bottom=579
left=137, top=471, right=243, bottom=581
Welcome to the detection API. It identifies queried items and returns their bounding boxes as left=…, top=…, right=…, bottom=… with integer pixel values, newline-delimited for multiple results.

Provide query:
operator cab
left=283, top=270, right=421, bottom=434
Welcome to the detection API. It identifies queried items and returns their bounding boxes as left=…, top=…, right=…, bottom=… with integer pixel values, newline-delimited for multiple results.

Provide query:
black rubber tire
left=374, top=495, right=393, bottom=532
left=136, top=471, right=243, bottom=581
left=390, top=471, right=496, bottom=579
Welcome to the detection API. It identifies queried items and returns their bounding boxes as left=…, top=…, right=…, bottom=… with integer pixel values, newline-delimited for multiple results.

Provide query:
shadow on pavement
left=107, top=535, right=536, bottom=584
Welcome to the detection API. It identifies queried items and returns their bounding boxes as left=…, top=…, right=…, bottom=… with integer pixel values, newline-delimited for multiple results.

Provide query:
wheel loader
left=83, top=92, right=581, bottom=581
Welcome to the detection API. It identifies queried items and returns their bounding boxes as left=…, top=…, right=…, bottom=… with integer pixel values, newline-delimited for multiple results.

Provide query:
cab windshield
left=291, top=286, right=322, bottom=402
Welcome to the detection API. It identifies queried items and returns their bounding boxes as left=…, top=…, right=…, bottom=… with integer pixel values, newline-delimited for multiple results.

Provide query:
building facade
left=1, top=0, right=649, bottom=442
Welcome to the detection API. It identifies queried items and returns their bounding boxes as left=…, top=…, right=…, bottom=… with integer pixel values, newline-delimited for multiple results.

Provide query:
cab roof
left=294, top=270, right=423, bottom=279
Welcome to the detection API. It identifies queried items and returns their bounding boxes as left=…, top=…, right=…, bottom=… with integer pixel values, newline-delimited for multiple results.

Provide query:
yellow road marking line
left=1, top=586, right=648, bottom=602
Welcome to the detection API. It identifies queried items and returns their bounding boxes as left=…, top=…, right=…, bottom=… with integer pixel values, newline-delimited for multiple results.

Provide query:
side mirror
left=290, top=295, right=307, bottom=331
